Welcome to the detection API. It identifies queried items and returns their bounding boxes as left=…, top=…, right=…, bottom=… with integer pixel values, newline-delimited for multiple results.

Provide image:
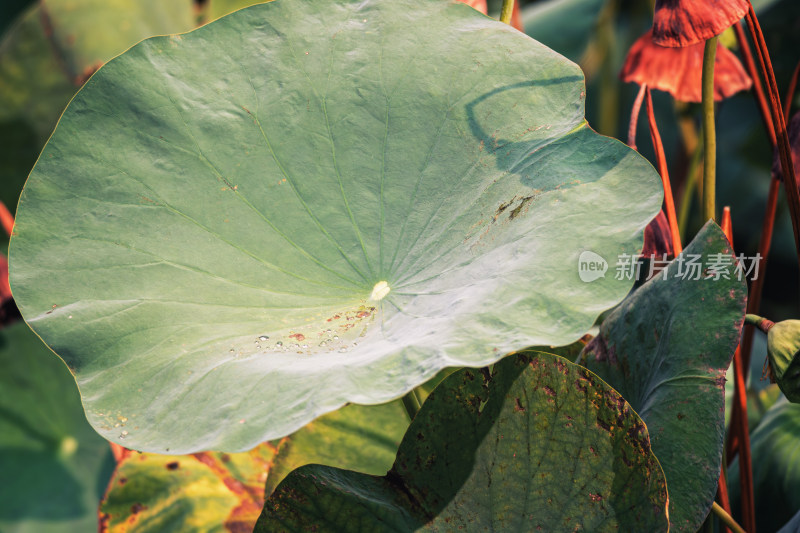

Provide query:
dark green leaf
left=580, top=221, right=747, bottom=532
left=729, top=397, right=800, bottom=533
left=256, top=352, right=669, bottom=532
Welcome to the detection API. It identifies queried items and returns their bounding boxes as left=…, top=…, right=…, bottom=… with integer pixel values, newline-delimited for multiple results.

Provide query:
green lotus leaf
left=0, top=322, right=114, bottom=533
left=100, top=401, right=408, bottom=532
left=256, top=352, right=669, bottom=531
left=0, top=0, right=197, bottom=247
left=10, top=0, right=662, bottom=452
left=729, top=397, right=800, bottom=533
left=580, top=221, right=747, bottom=532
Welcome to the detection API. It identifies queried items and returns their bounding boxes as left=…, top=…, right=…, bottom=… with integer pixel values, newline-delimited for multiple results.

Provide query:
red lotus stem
left=721, top=206, right=732, bottom=243
left=732, top=19, right=781, bottom=374
left=733, top=22, right=776, bottom=146
left=721, top=210, right=755, bottom=532
left=717, top=468, right=733, bottom=533
left=0, top=201, right=13, bottom=237
left=645, top=87, right=683, bottom=254
left=745, top=7, right=800, bottom=275
left=628, top=84, right=647, bottom=150
left=732, top=344, right=756, bottom=533
left=511, top=0, right=523, bottom=32
left=740, top=176, right=779, bottom=372
left=785, top=59, right=800, bottom=121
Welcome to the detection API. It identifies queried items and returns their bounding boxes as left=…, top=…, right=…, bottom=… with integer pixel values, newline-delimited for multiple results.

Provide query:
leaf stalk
left=702, top=36, right=718, bottom=223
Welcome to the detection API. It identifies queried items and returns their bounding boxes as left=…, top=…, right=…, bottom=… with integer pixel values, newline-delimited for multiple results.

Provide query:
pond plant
left=1, top=0, right=799, bottom=531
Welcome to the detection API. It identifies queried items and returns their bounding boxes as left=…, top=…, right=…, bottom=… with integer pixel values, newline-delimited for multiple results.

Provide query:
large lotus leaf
left=729, top=397, right=800, bottom=533
left=256, top=352, right=669, bottom=531
left=9, top=0, right=662, bottom=452
left=0, top=322, right=115, bottom=533
left=0, top=0, right=196, bottom=224
left=580, top=222, right=747, bottom=532
left=100, top=401, right=408, bottom=531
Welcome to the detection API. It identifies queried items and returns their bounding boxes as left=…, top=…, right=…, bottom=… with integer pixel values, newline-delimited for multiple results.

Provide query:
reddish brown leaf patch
left=620, top=29, right=751, bottom=103
left=653, top=0, right=749, bottom=47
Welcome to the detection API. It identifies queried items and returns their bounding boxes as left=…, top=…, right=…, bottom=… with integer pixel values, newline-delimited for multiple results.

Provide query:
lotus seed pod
left=767, top=319, right=800, bottom=403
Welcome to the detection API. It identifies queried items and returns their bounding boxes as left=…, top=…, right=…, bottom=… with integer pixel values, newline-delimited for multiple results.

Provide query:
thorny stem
left=732, top=344, right=755, bottom=533
left=645, top=87, right=682, bottom=254
left=733, top=22, right=776, bottom=146
left=702, top=36, right=718, bottom=223
left=401, top=389, right=421, bottom=421
left=627, top=84, right=647, bottom=150
left=499, top=0, right=515, bottom=25
left=740, top=176, right=779, bottom=372
left=745, top=7, right=800, bottom=275
left=721, top=213, right=755, bottom=533
left=734, top=23, right=782, bottom=369
left=711, top=501, right=747, bottom=533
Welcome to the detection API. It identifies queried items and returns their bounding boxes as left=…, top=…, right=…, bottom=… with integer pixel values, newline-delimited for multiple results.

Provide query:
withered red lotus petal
left=620, top=30, right=752, bottom=103
left=653, top=0, right=750, bottom=47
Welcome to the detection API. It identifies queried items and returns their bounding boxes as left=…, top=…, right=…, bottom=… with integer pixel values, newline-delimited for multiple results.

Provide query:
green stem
left=401, top=390, right=421, bottom=421
left=711, top=501, right=747, bottom=533
left=745, top=313, right=775, bottom=332
left=702, top=36, right=718, bottom=223
left=499, top=0, right=515, bottom=25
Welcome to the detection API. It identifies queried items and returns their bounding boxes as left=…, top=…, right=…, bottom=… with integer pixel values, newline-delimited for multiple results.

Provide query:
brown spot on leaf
left=509, top=195, right=533, bottom=219
left=166, top=461, right=180, bottom=470
left=597, top=419, right=612, bottom=433
left=514, top=398, right=525, bottom=412
left=585, top=334, right=617, bottom=365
